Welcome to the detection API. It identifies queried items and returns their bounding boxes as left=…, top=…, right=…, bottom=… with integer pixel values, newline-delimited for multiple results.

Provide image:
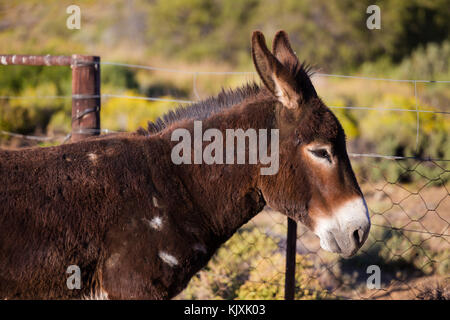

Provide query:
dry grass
left=416, top=279, right=449, bottom=300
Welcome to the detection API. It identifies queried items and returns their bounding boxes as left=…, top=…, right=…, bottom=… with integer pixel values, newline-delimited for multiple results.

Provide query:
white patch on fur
left=314, top=197, right=370, bottom=256
left=193, top=243, right=207, bottom=254
left=105, top=253, right=120, bottom=268
left=152, top=196, right=161, bottom=208
left=309, top=154, right=332, bottom=167
left=82, top=289, right=109, bottom=300
left=150, top=216, right=163, bottom=230
left=158, top=251, right=178, bottom=267
left=142, top=217, right=163, bottom=230
left=87, top=153, right=98, bottom=162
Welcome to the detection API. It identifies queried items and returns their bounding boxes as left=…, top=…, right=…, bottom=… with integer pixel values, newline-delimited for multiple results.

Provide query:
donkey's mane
left=138, top=62, right=314, bottom=135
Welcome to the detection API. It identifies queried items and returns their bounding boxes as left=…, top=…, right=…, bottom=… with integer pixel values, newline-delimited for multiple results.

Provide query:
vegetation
left=178, top=212, right=449, bottom=300
left=179, top=228, right=330, bottom=300
left=340, top=228, right=450, bottom=279
left=3, top=0, right=448, bottom=69
left=332, top=92, right=450, bottom=184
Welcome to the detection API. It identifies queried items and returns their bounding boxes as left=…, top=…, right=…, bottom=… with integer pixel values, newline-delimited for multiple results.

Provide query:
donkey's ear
left=252, top=31, right=301, bottom=109
left=272, top=30, right=298, bottom=67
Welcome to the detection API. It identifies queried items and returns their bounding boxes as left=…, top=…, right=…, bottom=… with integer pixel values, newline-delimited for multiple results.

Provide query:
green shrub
left=100, top=90, right=178, bottom=132
left=397, top=41, right=450, bottom=81
left=102, top=66, right=139, bottom=91
left=0, top=82, right=68, bottom=135
left=356, top=94, right=450, bottom=184
left=237, top=253, right=330, bottom=300
left=180, top=228, right=330, bottom=300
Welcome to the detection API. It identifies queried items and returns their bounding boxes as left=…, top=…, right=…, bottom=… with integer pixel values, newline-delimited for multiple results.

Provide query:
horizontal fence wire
left=0, top=128, right=119, bottom=142
left=2, top=126, right=448, bottom=164
left=0, top=130, right=63, bottom=141
left=1, top=95, right=449, bottom=115
left=101, top=61, right=256, bottom=75
left=348, top=153, right=450, bottom=162
left=100, top=61, right=450, bottom=83
left=371, top=223, right=450, bottom=238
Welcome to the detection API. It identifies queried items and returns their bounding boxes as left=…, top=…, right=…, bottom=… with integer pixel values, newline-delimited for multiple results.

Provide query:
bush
left=180, top=228, right=330, bottom=300
left=0, top=82, right=68, bottom=135
left=397, top=41, right=450, bottom=81
left=102, top=66, right=139, bottom=91
left=237, top=253, right=330, bottom=300
left=350, top=94, right=449, bottom=184
left=100, top=90, right=178, bottom=132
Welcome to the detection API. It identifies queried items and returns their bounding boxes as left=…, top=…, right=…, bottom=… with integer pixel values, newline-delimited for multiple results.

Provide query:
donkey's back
left=0, top=133, right=159, bottom=299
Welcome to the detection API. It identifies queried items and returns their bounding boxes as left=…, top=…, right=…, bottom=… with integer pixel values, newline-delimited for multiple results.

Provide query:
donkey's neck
left=161, top=98, right=276, bottom=243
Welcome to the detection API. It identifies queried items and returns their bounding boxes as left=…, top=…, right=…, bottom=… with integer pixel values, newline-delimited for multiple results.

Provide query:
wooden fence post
left=285, top=217, right=297, bottom=300
left=71, top=55, right=101, bottom=142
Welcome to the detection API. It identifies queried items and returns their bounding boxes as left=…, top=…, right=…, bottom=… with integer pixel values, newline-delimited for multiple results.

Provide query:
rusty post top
left=0, top=54, right=99, bottom=67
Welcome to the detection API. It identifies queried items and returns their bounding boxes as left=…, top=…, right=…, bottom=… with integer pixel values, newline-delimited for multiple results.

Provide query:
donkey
left=0, top=30, right=370, bottom=299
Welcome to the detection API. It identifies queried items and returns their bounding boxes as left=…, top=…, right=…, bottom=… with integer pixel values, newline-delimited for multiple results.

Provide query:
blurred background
left=0, top=0, right=448, bottom=299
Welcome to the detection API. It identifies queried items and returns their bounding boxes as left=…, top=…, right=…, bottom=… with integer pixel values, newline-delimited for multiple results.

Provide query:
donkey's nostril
left=352, top=229, right=363, bottom=247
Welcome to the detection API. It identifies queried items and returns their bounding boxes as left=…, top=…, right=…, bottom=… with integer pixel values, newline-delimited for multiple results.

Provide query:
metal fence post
left=285, top=217, right=297, bottom=300
left=71, top=55, right=101, bottom=142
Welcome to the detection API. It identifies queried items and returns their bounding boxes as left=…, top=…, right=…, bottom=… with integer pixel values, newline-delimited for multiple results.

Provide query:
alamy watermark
left=171, top=121, right=279, bottom=175
left=366, top=5, right=381, bottom=30
left=66, top=264, right=81, bottom=289
left=366, top=264, right=381, bottom=289
left=66, top=5, right=81, bottom=30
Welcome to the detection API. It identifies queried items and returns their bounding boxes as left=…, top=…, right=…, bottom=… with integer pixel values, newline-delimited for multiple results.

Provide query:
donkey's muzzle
left=314, top=197, right=371, bottom=258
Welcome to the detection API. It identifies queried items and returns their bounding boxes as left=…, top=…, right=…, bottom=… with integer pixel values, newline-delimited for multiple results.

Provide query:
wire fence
left=0, top=59, right=449, bottom=300
left=1, top=60, right=449, bottom=143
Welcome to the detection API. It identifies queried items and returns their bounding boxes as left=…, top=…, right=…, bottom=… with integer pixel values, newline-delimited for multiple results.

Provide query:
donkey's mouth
left=330, top=235, right=342, bottom=254
left=329, top=228, right=369, bottom=258
left=319, top=231, right=342, bottom=254
left=317, top=226, right=369, bottom=258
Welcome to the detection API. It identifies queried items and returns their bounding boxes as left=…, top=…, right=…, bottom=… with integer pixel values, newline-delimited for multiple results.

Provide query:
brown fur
left=0, top=30, right=363, bottom=299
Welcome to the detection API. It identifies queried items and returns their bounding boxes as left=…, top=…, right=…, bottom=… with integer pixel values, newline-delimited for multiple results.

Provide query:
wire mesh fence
left=178, top=158, right=449, bottom=300
left=0, top=58, right=448, bottom=299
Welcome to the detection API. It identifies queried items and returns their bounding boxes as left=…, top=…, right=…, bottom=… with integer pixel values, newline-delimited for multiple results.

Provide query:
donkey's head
left=254, top=31, right=370, bottom=257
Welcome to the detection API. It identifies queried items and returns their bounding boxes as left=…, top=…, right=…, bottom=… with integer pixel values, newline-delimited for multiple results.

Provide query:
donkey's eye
left=309, top=149, right=331, bottom=162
